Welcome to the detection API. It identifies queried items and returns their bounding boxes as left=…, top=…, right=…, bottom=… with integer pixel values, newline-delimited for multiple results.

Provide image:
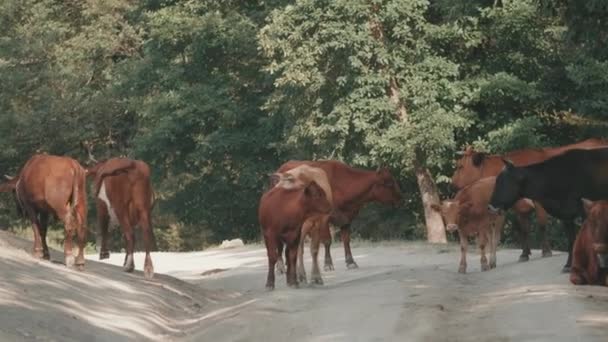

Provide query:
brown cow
left=451, top=138, right=608, bottom=262
left=570, top=199, right=608, bottom=286
left=272, top=165, right=334, bottom=285
left=432, top=177, right=505, bottom=273
left=0, top=154, right=88, bottom=268
left=259, top=180, right=332, bottom=290
left=275, top=160, right=402, bottom=270
left=86, top=158, right=155, bottom=279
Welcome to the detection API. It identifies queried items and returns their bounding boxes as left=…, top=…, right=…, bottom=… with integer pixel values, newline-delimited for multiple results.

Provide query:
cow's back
left=99, top=159, right=153, bottom=224
left=455, top=177, right=497, bottom=218
left=277, top=160, right=363, bottom=205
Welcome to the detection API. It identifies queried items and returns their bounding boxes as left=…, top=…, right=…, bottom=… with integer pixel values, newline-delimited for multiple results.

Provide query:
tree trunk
left=369, top=2, right=446, bottom=243
left=414, top=158, right=447, bottom=243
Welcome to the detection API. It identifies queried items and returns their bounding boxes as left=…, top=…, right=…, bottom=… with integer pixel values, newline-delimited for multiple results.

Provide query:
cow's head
left=0, top=175, right=24, bottom=217
left=302, top=181, right=332, bottom=215
left=371, top=168, right=402, bottom=206
left=431, top=200, right=471, bottom=232
left=452, top=146, right=487, bottom=190
left=582, top=199, right=608, bottom=268
left=488, top=159, right=525, bottom=213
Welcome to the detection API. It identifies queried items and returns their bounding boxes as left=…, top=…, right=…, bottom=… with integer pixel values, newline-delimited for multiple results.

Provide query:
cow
left=274, top=160, right=402, bottom=271
left=259, top=180, right=332, bottom=290
left=570, top=199, right=608, bottom=286
left=86, top=158, right=156, bottom=279
left=488, top=147, right=608, bottom=273
left=452, top=138, right=608, bottom=262
left=432, top=177, right=505, bottom=273
left=271, top=164, right=334, bottom=285
left=0, top=154, right=88, bottom=269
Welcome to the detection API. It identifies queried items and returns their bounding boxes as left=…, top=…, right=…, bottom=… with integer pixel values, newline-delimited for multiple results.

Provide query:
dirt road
left=1, top=231, right=607, bottom=341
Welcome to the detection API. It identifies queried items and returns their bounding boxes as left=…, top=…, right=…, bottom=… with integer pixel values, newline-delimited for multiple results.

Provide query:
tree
left=260, top=0, right=472, bottom=242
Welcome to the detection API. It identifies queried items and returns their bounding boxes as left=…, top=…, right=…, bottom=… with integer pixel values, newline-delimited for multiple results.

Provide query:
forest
left=1, top=0, right=607, bottom=251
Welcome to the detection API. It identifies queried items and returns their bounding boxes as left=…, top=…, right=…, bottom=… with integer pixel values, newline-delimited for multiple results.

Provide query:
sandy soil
left=1, top=231, right=607, bottom=342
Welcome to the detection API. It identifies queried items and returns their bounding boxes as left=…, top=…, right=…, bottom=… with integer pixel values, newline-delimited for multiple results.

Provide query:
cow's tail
left=67, top=165, right=85, bottom=229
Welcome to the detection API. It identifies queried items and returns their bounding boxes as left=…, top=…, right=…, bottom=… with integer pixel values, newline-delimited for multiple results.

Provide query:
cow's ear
left=430, top=203, right=442, bottom=212
left=582, top=198, right=594, bottom=215
left=472, top=153, right=485, bottom=167
left=268, top=173, right=281, bottom=187
left=501, top=158, right=515, bottom=170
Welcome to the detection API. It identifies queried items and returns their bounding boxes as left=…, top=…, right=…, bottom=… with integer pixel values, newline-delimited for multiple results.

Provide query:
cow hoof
left=124, top=265, right=135, bottom=273
left=265, top=284, right=275, bottom=291
left=561, top=265, right=571, bottom=273
left=65, top=255, right=75, bottom=268
left=490, top=263, right=496, bottom=269
left=346, top=262, right=359, bottom=270
left=77, top=264, right=85, bottom=272
left=43, top=252, right=50, bottom=260
left=324, top=263, right=335, bottom=272
left=288, top=282, right=299, bottom=289
left=311, top=276, right=324, bottom=285
left=99, top=251, right=110, bottom=260
left=518, top=255, right=530, bottom=262
left=481, top=264, right=490, bottom=272
left=542, top=250, right=553, bottom=258
left=144, top=267, right=154, bottom=280
left=458, top=267, right=466, bottom=274
left=33, top=249, right=45, bottom=260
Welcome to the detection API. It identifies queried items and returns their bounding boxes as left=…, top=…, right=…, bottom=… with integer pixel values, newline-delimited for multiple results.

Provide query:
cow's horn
left=4, top=175, right=13, bottom=180
left=455, top=151, right=465, bottom=156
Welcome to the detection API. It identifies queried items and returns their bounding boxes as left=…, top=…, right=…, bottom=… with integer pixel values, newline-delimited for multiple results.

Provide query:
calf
left=86, top=158, right=156, bottom=279
left=259, top=181, right=331, bottom=290
left=432, top=177, right=505, bottom=273
left=489, top=147, right=608, bottom=273
left=570, top=199, right=608, bottom=286
left=0, top=154, right=88, bottom=269
left=272, top=165, right=334, bottom=285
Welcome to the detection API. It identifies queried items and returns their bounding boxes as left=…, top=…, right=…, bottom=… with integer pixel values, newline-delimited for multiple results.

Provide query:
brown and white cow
left=259, top=180, right=332, bottom=290
left=570, top=199, right=608, bottom=286
left=451, top=138, right=608, bottom=262
left=432, top=177, right=505, bottom=273
left=0, top=154, right=88, bottom=269
left=272, top=164, right=334, bottom=285
left=275, top=160, right=402, bottom=270
left=86, top=158, right=156, bottom=279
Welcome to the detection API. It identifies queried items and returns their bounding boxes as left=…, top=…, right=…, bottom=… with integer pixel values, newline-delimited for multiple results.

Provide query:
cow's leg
left=323, top=238, right=334, bottom=271
left=458, top=231, right=468, bottom=274
left=297, top=221, right=312, bottom=284
left=275, top=243, right=286, bottom=275
left=535, top=204, right=552, bottom=257
left=62, top=214, right=76, bottom=268
left=74, top=200, right=87, bottom=270
left=341, top=225, right=358, bottom=269
left=38, top=212, right=50, bottom=260
left=285, top=242, right=299, bottom=288
left=514, top=213, right=531, bottom=262
left=97, top=201, right=111, bottom=260
left=478, top=230, right=490, bottom=272
left=562, top=219, right=577, bottom=273
left=24, top=207, right=45, bottom=260
left=490, top=221, right=501, bottom=269
left=263, top=233, right=279, bottom=290
left=140, top=213, right=155, bottom=279
left=310, top=217, right=326, bottom=285
left=120, top=216, right=136, bottom=273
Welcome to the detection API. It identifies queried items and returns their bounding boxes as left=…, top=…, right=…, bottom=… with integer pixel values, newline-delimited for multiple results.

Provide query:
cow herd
left=262, top=138, right=608, bottom=289
left=1, top=138, right=608, bottom=289
left=0, top=154, right=155, bottom=279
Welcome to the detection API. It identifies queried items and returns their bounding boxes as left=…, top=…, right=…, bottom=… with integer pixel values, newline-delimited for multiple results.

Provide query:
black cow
left=488, top=147, right=608, bottom=273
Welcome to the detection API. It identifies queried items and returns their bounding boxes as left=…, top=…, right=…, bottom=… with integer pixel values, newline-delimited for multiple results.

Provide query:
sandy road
left=1, top=230, right=607, bottom=341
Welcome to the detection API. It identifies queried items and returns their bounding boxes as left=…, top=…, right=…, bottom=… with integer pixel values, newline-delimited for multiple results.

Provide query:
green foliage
left=1, top=0, right=608, bottom=250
